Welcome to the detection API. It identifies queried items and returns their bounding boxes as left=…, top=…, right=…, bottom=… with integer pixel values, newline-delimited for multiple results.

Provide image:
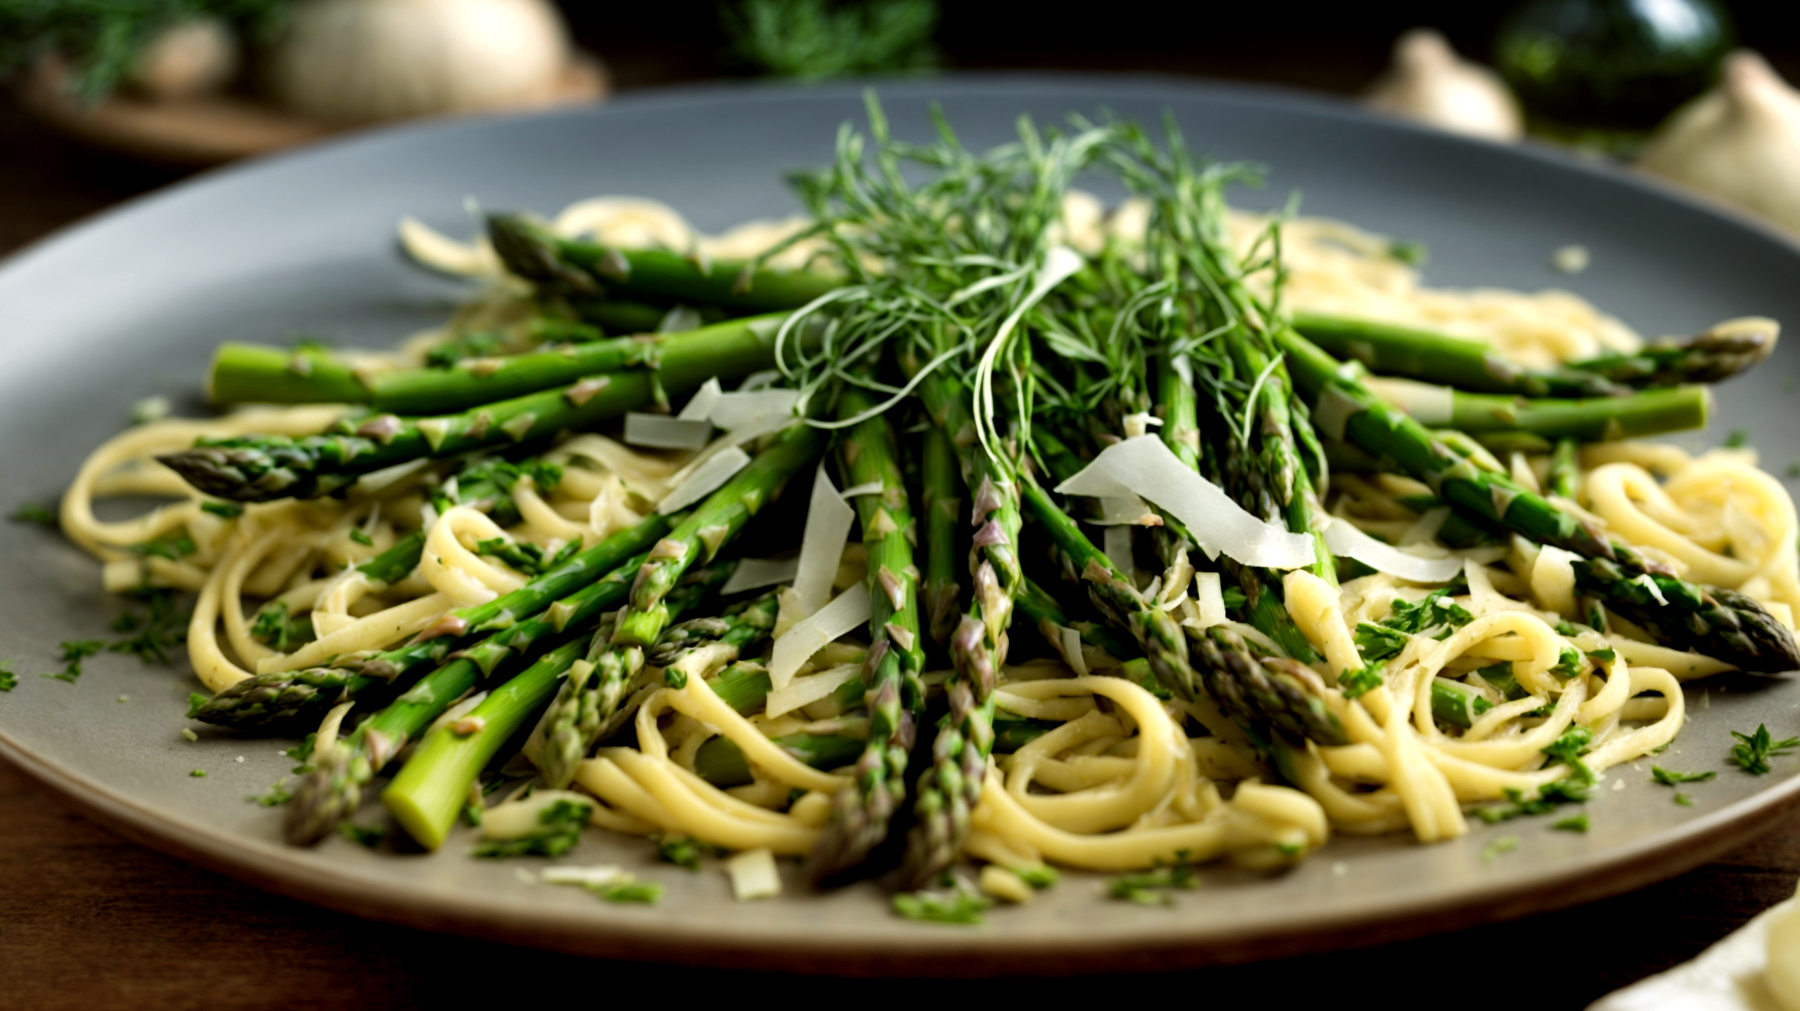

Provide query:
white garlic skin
left=1640, top=50, right=1800, bottom=236
left=267, top=0, right=570, bottom=124
left=128, top=18, right=239, bottom=100
left=1366, top=28, right=1524, bottom=142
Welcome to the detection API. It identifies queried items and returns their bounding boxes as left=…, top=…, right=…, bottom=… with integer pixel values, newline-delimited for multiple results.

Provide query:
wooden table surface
left=2, top=96, right=1797, bottom=1009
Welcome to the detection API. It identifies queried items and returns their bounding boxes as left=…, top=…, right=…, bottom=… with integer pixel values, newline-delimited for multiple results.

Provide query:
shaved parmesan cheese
left=398, top=217, right=498, bottom=277
left=710, top=389, right=799, bottom=432
left=1056, top=436, right=1314, bottom=569
left=678, top=377, right=723, bottom=421
left=624, top=412, right=714, bottom=450
left=838, top=481, right=884, bottom=498
left=1363, top=376, right=1455, bottom=426
left=541, top=865, right=627, bottom=887
left=765, top=662, right=862, bottom=719
left=725, top=847, right=781, bottom=901
left=658, top=446, right=750, bottom=514
left=1090, top=495, right=1158, bottom=526
left=721, top=556, right=800, bottom=595
left=792, top=466, right=857, bottom=617
left=1194, top=571, right=1227, bottom=628
left=1103, top=525, right=1136, bottom=580
left=1323, top=517, right=1464, bottom=583
left=1054, top=625, right=1090, bottom=675
left=1530, top=545, right=1580, bottom=618
left=767, top=584, right=872, bottom=691
left=1400, top=507, right=1450, bottom=546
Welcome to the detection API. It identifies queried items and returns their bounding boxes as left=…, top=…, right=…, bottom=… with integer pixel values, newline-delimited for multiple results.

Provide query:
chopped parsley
left=1338, top=665, right=1384, bottom=700
left=129, top=530, right=197, bottom=561
left=1107, top=856, right=1197, bottom=905
left=892, top=888, right=991, bottom=925
left=1476, top=779, right=1589, bottom=823
left=252, top=781, right=294, bottom=807
left=473, top=799, right=591, bottom=858
left=1387, top=239, right=1429, bottom=266
left=108, top=589, right=188, bottom=666
left=250, top=601, right=314, bottom=653
left=474, top=537, right=579, bottom=576
left=1552, top=813, right=1590, bottom=833
left=1542, top=726, right=1595, bottom=785
left=340, top=824, right=387, bottom=848
left=1481, top=835, right=1519, bottom=861
left=1548, top=646, right=1585, bottom=680
left=1725, top=428, right=1751, bottom=449
left=1354, top=587, right=1472, bottom=663
left=285, top=733, right=318, bottom=774
left=1729, top=724, right=1800, bottom=775
left=1675, top=792, right=1696, bottom=807
left=8, top=501, right=57, bottom=527
left=0, top=663, right=14, bottom=692
left=657, top=834, right=723, bottom=870
left=1587, top=647, right=1617, bottom=663
left=199, top=501, right=244, bottom=519
left=41, top=639, right=103, bottom=683
left=189, top=769, right=207, bottom=778
left=589, top=878, right=664, bottom=904
left=348, top=529, right=374, bottom=546
left=1651, top=766, right=1715, bottom=786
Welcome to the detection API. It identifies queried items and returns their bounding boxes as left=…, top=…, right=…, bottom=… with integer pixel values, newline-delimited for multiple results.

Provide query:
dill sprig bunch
left=0, top=0, right=287, bottom=103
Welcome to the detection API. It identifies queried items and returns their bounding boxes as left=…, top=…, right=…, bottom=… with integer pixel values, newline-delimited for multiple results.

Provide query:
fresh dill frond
left=722, top=0, right=940, bottom=81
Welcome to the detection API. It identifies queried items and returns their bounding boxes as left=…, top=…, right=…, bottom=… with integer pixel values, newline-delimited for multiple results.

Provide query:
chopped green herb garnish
left=250, top=601, right=314, bottom=653
left=590, top=879, right=664, bottom=904
left=1651, top=766, right=1715, bottom=786
left=41, top=639, right=103, bottom=683
left=1542, top=726, right=1595, bottom=785
left=1587, top=647, right=1617, bottom=663
left=473, top=799, right=591, bottom=858
left=656, top=834, right=721, bottom=870
left=474, top=537, right=579, bottom=576
left=189, top=769, right=207, bottom=778
left=1353, top=624, right=1409, bottom=663
left=1675, top=792, right=1695, bottom=807
left=129, top=530, right=196, bottom=561
left=1725, top=428, right=1751, bottom=449
left=892, top=889, right=991, bottom=924
left=1013, top=864, right=1059, bottom=889
left=1338, top=665, right=1384, bottom=699
left=285, top=733, right=318, bottom=774
left=1354, top=587, right=1472, bottom=663
left=252, top=781, right=294, bottom=807
left=1476, top=779, right=1589, bottom=823
left=1552, top=813, right=1589, bottom=833
left=1548, top=646, right=1584, bottom=680
left=8, top=502, right=57, bottom=527
left=340, top=824, right=386, bottom=848
left=1481, top=835, right=1519, bottom=861
left=0, top=665, right=16, bottom=692
left=108, top=589, right=188, bottom=665
left=722, top=0, right=941, bottom=81
left=1729, top=724, right=1800, bottom=775
left=348, top=528, right=374, bottom=546
left=1107, top=855, right=1197, bottom=905
left=1387, top=239, right=1428, bottom=266
left=200, top=501, right=245, bottom=519
left=186, top=692, right=210, bottom=718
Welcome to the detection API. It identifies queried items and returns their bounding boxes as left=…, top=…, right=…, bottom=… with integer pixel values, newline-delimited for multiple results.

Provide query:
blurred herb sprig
left=721, top=0, right=939, bottom=81
left=0, top=0, right=287, bottom=103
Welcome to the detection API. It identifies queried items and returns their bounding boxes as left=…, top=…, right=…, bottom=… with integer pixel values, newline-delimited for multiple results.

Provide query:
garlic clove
left=1639, top=50, right=1800, bottom=235
left=1365, top=28, right=1524, bottom=142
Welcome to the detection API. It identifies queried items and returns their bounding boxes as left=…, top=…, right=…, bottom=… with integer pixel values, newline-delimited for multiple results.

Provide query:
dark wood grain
left=3, top=89, right=1797, bottom=1010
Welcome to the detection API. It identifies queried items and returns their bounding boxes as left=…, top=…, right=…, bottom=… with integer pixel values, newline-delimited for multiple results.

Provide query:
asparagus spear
left=1548, top=437, right=1580, bottom=500
left=1291, top=311, right=1630, bottom=397
left=919, top=425, right=963, bottom=648
left=1021, top=476, right=1348, bottom=746
left=194, top=511, right=673, bottom=731
left=695, top=732, right=867, bottom=788
left=488, top=214, right=840, bottom=314
left=381, top=564, right=736, bottom=851
left=208, top=312, right=795, bottom=414
left=534, top=425, right=824, bottom=788
left=1280, top=327, right=1800, bottom=672
left=811, top=391, right=926, bottom=884
left=160, top=366, right=684, bottom=502
left=1363, top=377, right=1710, bottom=441
left=1568, top=317, right=1778, bottom=388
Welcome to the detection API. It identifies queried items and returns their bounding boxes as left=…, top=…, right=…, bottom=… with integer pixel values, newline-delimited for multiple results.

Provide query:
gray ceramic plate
left=4, top=76, right=1800, bottom=975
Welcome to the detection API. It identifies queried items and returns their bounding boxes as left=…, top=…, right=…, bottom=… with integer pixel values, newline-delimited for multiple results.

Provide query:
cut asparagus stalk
left=1291, top=310, right=1631, bottom=397
left=1364, top=377, right=1710, bottom=441
left=208, top=312, right=794, bottom=414
left=194, top=511, right=673, bottom=731
left=1569, top=317, right=1778, bottom=387
left=488, top=214, right=840, bottom=314
left=1281, top=326, right=1800, bottom=672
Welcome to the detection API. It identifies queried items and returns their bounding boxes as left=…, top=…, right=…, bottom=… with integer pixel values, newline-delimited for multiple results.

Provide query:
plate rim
left=5, top=71, right=1800, bottom=973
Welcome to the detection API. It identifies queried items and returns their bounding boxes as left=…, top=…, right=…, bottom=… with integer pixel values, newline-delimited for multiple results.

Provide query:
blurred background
left=5, top=0, right=1800, bottom=252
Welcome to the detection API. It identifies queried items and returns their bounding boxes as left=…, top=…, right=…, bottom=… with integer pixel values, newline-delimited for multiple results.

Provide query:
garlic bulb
left=1365, top=29, right=1524, bottom=142
left=267, top=0, right=570, bottom=125
left=1639, top=51, right=1800, bottom=235
left=128, top=18, right=239, bottom=100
